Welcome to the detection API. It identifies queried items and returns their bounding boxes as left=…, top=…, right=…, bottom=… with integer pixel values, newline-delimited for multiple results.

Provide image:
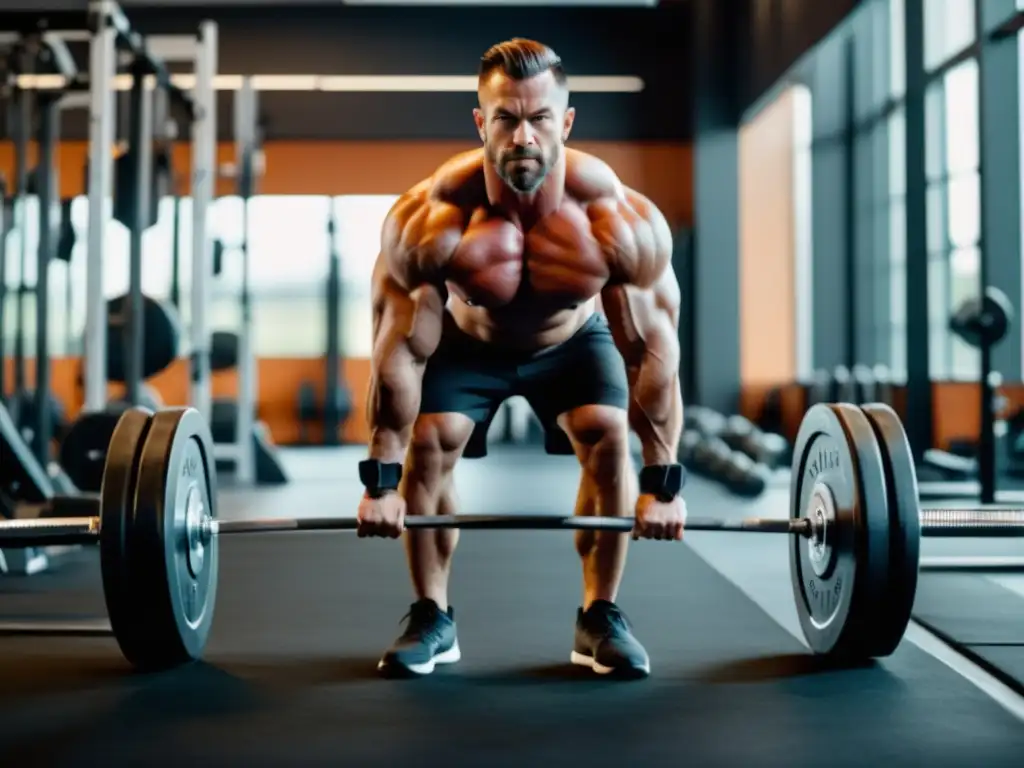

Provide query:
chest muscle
left=447, top=206, right=610, bottom=308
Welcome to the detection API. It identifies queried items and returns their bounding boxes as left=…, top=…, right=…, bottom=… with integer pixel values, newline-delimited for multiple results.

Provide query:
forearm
left=366, top=350, right=424, bottom=464
left=630, top=356, right=683, bottom=466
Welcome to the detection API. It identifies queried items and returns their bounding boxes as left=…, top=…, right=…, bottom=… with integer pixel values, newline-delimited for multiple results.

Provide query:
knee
left=406, top=413, right=472, bottom=486
left=560, top=405, right=630, bottom=481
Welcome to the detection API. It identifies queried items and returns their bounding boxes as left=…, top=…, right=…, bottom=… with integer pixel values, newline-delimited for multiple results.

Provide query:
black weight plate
left=132, top=408, right=219, bottom=668
left=61, top=410, right=127, bottom=493
left=106, top=294, right=182, bottom=381
left=789, top=403, right=891, bottom=658
left=860, top=403, right=921, bottom=657
left=99, top=408, right=155, bottom=667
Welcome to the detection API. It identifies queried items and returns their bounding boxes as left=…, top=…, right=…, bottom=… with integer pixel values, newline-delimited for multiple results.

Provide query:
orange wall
left=0, top=139, right=693, bottom=227
left=738, top=379, right=1024, bottom=453
left=3, top=139, right=692, bottom=445
left=5, top=355, right=368, bottom=445
left=738, top=87, right=797, bottom=386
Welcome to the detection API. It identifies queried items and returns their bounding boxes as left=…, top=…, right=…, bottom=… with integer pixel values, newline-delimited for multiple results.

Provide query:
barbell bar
left=3, top=504, right=1024, bottom=550
left=0, top=402, right=1019, bottom=673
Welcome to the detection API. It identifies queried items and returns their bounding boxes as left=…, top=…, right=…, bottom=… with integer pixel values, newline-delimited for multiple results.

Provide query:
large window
left=925, top=57, right=981, bottom=379
left=4, top=192, right=396, bottom=367
left=842, top=0, right=905, bottom=377
left=887, top=106, right=907, bottom=380
left=792, top=85, right=814, bottom=380
left=238, top=195, right=332, bottom=357
left=4, top=196, right=90, bottom=359
left=854, top=118, right=896, bottom=371
left=333, top=195, right=397, bottom=359
left=890, top=0, right=907, bottom=99
left=924, top=0, right=977, bottom=71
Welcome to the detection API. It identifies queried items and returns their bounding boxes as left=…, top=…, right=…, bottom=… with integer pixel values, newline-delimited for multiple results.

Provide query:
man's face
left=474, top=70, right=575, bottom=194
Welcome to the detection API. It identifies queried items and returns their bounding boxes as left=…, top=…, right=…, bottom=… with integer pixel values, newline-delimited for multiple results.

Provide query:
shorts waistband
left=442, top=310, right=606, bottom=361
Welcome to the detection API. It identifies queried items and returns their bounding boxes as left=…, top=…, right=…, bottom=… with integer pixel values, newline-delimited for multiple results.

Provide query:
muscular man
left=357, top=38, right=685, bottom=679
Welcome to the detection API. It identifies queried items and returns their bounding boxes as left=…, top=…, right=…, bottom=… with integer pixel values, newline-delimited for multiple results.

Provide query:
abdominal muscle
left=447, top=293, right=598, bottom=351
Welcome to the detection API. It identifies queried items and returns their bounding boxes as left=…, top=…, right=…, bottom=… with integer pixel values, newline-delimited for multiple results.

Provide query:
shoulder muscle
left=589, top=188, right=673, bottom=288
left=380, top=188, right=464, bottom=289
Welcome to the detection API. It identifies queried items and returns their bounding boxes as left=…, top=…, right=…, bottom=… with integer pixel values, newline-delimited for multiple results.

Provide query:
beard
left=487, top=141, right=558, bottom=193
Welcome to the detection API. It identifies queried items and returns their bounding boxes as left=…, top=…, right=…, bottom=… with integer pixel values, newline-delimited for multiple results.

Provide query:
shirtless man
left=357, top=38, right=685, bottom=679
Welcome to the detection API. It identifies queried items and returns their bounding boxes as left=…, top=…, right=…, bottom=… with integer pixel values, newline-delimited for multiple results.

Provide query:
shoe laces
left=585, top=601, right=632, bottom=637
left=399, top=600, right=446, bottom=643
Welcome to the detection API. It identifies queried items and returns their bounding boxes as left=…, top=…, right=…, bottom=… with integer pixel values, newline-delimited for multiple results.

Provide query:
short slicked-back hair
left=478, top=38, right=568, bottom=89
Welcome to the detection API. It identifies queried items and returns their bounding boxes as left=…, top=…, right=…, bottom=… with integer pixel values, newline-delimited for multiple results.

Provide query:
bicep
left=602, top=268, right=680, bottom=369
left=371, top=195, right=459, bottom=363
left=371, top=253, right=445, bottom=365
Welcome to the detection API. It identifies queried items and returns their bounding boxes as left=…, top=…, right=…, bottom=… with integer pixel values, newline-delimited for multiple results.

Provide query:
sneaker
left=570, top=600, right=651, bottom=678
left=377, top=598, right=461, bottom=678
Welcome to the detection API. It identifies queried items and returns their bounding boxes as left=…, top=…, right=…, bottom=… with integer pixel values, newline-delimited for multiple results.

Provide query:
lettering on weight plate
left=806, top=447, right=841, bottom=481
left=806, top=576, right=838, bottom=617
left=181, top=455, right=199, bottom=479
left=807, top=577, right=819, bottom=606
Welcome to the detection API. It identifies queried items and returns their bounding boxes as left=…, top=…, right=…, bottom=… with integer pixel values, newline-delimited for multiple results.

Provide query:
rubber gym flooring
left=2, top=448, right=1024, bottom=766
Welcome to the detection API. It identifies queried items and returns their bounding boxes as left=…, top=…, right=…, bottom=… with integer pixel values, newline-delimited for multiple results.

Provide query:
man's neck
left=484, top=158, right=566, bottom=227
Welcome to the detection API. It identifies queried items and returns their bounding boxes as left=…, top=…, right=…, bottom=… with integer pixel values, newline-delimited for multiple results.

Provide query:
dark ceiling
left=0, top=0, right=860, bottom=141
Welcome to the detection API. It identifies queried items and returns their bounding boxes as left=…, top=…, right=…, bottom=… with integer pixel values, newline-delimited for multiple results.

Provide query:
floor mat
left=2, top=527, right=1024, bottom=766
left=913, top=571, right=1024, bottom=694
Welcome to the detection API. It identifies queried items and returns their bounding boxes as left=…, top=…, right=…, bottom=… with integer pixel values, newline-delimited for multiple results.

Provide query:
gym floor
left=2, top=450, right=1024, bottom=766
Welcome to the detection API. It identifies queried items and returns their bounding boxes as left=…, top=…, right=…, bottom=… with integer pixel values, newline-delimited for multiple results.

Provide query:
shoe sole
left=378, top=641, right=462, bottom=678
left=570, top=651, right=650, bottom=679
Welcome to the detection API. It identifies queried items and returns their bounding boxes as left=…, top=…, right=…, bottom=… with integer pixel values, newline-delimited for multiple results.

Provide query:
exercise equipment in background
left=0, top=33, right=80, bottom=575
left=207, top=77, right=287, bottom=486
left=57, top=44, right=183, bottom=494
left=916, top=287, right=1014, bottom=503
left=59, top=293, right=177, bottom=493
left=294, top=205, right=354, bottom=446
left=0, top=32, right=84, bottom=581
left=680, top=407, right=784, bottom=498
left=0, top=42, right=79, bottom=478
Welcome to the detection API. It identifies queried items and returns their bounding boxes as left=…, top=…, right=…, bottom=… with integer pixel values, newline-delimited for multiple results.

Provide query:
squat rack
left=83, top=0, right=218, bottom=418
left=211, top=76, right=259, bottom=484
left=0, top=26, right=86, bottom=467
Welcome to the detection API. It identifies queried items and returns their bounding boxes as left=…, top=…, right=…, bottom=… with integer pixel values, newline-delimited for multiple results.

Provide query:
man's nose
left=511, top=119, right=536, bottom=146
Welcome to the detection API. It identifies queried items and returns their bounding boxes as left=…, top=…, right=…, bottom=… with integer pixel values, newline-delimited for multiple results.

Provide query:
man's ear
left=562, top=106, right=576, bottom=142
left=473, top=108, right=486, bottom=142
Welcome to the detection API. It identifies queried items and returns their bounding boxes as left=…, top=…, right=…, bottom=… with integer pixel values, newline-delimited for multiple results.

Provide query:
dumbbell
left=686, top=407, right=727, bottom=439
left=679, top=429, right=703, bottom=467
left=721, top=415, right=790, bottom=470
left=831, top=366, right=855, bottom=403
left=721, top=452, right=769, bottom=498
left=691, top=436, right=734, bottom=477
left=852, top=364, right=876, bottom=404
left=873, top=365, right=894, bottom=407
left=690, top=435, right=769, bottom=498
left=805, top=369, right=833, bottom=407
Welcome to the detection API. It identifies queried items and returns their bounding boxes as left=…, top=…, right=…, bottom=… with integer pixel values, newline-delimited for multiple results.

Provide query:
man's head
left=474, top=38, right=575, bottom=194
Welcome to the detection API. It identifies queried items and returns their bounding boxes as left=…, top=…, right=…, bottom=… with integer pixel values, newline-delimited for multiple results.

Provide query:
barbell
left=1, top=402, right=1022, bottom=671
